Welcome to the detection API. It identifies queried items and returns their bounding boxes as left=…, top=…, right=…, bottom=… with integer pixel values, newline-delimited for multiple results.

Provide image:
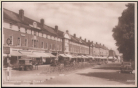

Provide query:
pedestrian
left=35, top=61, right=38, bottom=70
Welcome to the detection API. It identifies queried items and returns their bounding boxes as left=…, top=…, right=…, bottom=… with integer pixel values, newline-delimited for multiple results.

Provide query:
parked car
left=19, top=58, right=33, bottom=71
left=120, top=62, right=133, bottom=74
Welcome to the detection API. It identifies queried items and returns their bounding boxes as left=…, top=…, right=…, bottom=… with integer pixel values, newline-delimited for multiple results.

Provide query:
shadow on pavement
left=77, top=71, right=135, bottom=84
left=93, top=66, right=121, bottom=70
left=93, top=64, right=121, bottom=70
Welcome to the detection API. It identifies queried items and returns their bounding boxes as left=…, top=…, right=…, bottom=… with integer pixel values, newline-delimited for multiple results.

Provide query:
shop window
left=17, top=37, right=21, bottom=46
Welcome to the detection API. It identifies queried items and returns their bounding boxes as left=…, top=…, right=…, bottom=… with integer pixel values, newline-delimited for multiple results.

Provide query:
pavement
left=2, top=62, right=136, bottom=87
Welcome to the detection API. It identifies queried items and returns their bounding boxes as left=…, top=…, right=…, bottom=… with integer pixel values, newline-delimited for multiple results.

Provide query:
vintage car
left=19, top=58, right=33, bottom=71
left=120, top=62, right=133, bottom=74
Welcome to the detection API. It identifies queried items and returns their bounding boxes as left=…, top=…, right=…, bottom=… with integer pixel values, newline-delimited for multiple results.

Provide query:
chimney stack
left=74, top=34, right=76, bottom=37
left=85, top=38, right=86, bottom=42
left=40, top=19, right=44, bottom=27
left=80, top=36, right=82, bottom=39
left=19, top=9, right=24, bottom=20
left=66, top=30, right=69, bottom=33
left=54, top=25, right=58, bottom=33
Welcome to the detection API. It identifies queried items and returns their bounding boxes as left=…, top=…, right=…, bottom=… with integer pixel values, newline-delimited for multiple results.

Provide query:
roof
left=69, top=35, right=79, bottom=43
left=3, top=8, right=62, bottom=38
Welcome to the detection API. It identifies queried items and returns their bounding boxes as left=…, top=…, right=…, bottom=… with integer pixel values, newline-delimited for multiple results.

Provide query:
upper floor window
left=20, top=27, right=26, bottom=33
left=43, top=34, right=46, bottom=38
left=41, top=42, right=44, bottom=48
left=34, top=40, right=37, bottom=48
left=32, top=30, right=34, bottom=35
left=50, top=44, right=52, bottom=49
left=9, top=36, right=13, bottom=45
left=36, top=32, right=38, bottom=36
left=27, top=29, right=31, bottom=34
left=10, top=23, right=12, bottom=29
left=25, top=39, right=28, bottom=46
left=45, top=43, right=48, bottom=49
left=39, top=32, right=42, bottom=37
left=17, top=37, right=21, bottom=46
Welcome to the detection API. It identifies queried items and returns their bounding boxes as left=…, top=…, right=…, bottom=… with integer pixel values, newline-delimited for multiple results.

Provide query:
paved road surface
left=40, top=63, right=135, bottom=86
left=3, top=63, right=135, bottom=87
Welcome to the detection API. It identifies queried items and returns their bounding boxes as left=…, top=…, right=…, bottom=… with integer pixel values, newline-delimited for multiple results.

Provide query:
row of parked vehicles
left=7, top=55, right=134, bottom=74
left=13, top=56, right=105, bottom=71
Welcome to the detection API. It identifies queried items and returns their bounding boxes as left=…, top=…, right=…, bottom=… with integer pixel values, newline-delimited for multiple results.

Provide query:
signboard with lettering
left=3, top=47, right=10, bottom=54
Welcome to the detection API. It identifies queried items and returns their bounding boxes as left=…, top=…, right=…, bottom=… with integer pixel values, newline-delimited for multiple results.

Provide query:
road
left=40, top=63, right=135, bottom=86
left=3, top=63, right=135, bottom=87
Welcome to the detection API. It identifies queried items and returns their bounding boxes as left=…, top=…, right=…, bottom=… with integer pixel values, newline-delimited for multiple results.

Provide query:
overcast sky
left=3, top=2, right=129, bottom=54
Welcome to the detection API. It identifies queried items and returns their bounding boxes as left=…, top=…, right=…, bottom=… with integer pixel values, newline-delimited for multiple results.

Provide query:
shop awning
left=77, top=56, right=82, bottom=58
left=72, top=56, right=77, bottom=58
left=59, top=54, right=68, bottom=57
left=94, top=57, right=100, bottom=59
left=18, top=50, right=33, bottom=55
left=87, top=56, right=93, bottom=58
left=65, top=54, right=72, bottom=58
left=33, top=52, right=50, bottom=58
left=108, top=57, right=114, bottom=59
left=47, top=53, right=56, bottom=57
left=26, top=54, right=41, bottom=58
left=10, top=50, right=24, bottom=56
left=81, top=55, right=88, bottom=58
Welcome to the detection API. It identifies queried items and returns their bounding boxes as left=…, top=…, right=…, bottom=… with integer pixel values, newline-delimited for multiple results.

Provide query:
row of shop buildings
left=2, top=8, right=110, bottom=65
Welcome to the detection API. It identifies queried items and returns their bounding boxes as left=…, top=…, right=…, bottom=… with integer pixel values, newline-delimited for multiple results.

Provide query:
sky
left=3, top=2, right=129, bottom=54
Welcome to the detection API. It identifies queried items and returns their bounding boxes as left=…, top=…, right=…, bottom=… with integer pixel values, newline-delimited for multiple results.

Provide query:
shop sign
left=3, top=47, right=10, bottom=54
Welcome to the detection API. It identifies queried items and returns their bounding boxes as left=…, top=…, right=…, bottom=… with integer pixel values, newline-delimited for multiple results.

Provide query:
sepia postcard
left=1, top=1, right=137, bottom=87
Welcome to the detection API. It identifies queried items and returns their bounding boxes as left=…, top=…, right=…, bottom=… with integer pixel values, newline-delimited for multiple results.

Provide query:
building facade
left=3, top=8, right=109, bottom=59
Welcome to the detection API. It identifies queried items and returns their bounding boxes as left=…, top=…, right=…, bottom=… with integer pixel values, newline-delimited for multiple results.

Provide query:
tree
left=112, top=3, right=135, bottom=61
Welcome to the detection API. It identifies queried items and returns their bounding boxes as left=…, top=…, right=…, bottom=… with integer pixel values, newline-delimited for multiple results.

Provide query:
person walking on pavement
left=35, top=61, right=39, bottom=70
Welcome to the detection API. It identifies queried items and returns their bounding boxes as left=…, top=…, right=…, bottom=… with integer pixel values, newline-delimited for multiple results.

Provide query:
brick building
left=3, top=8, right=110, bottom=65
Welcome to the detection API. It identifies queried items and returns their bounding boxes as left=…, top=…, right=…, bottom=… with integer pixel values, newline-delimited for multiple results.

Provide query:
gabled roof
left=4, top=8, right=21, bottom=22
left=69, top=35, right=79, bottom=43
left=57, top=30, right=64, bottom=38
left=3, top=8, right=61, bottom=38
